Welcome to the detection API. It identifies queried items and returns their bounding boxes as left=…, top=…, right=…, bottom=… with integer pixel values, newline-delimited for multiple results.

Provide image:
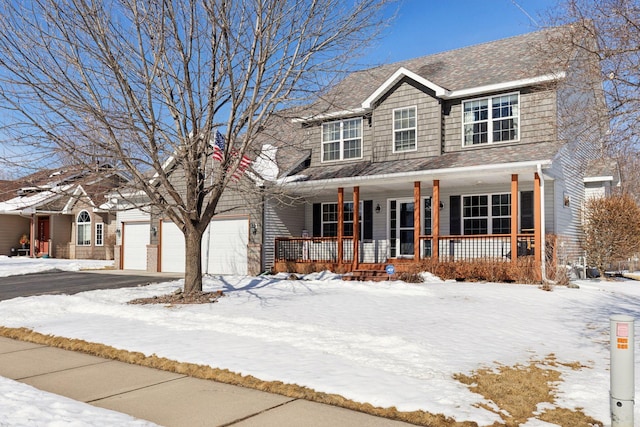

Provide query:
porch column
left=352, top=186, right=360, bottom=269
left=534, top=173, right=542, bottom=264
left=338, top=187, right=344, bottom=264
left=511, top=174, right=519, bottom=262
left=414, top=181, right=421, bottom=259
left=432, top=180, right=440, bottom=260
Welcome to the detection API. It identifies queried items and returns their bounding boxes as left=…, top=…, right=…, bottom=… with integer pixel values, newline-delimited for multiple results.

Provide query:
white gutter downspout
left=537, top=164, right=553, bottom=284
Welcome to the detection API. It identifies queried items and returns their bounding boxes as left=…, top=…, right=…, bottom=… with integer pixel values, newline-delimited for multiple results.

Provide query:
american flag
left=232, top=152, right=252, bottom=181
left=212, top=130, right=225, bottom=162
left=212, top=130, right=252, bottom=181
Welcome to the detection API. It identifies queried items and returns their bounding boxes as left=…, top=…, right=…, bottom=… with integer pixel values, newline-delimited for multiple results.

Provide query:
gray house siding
left=264, top=199, right=305, bottom=271
left=442, top=87, right=557, bottom=153
left=371, top=79, right=441, bottom=162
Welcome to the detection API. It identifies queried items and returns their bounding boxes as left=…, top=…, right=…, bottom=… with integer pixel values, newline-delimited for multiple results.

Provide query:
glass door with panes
left=389, top=199, right=414, bottom=258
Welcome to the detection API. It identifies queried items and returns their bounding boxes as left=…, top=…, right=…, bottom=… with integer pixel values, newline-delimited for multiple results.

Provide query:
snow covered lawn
left=0, top=256, right=113, bottom=277
left=0, top=257, right=638, bottom=425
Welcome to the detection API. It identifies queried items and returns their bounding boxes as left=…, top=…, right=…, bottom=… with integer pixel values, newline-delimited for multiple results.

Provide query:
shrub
left=583, top=194, right=640, bottom=275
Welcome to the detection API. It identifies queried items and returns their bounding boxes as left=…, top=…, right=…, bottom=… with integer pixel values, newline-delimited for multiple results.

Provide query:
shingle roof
left=0, top=165, right=126, bottom=213
left=301, top=26, right=570, bottom=115
left=293, top=140, right=563, bottom=182
left=585, top=158, right=620, bottom=181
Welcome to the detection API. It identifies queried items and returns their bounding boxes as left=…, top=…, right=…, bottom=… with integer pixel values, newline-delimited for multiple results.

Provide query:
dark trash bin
left=9, top=247, right=16, bottom=257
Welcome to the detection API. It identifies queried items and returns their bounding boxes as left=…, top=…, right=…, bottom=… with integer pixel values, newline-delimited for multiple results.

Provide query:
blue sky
left=360, top=0, right=561, bottom=66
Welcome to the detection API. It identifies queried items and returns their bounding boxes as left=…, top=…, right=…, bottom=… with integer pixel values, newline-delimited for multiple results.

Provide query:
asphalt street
left=0, top=270, right=182, bottom=301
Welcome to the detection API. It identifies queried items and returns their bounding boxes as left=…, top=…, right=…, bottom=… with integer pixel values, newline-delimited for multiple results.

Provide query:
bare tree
left=582, top=194, right=640, bottom=275
left=0, top=0, right=392, bottom=293
left=544, top=0, right=640, bottom=191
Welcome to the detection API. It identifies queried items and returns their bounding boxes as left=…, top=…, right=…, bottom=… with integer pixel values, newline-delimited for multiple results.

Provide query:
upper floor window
left=77, top=210, right=91, bottom=246
left=322, top=118, right=362, bottom=162
left=393, top=107, right=416, bottom=152
left=463, top=93, right=519, bottom=146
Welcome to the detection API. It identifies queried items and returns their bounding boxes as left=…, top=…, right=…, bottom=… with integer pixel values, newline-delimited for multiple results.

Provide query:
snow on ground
left=0, top=256, right=113, bottom=277
left=0, top=376, right=159, bottom=426
left=0, top=257, right=639, bottom=425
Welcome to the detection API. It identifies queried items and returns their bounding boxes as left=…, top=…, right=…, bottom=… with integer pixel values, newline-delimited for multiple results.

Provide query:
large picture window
left=77, top=210, right=91, bottom=246
left=393, top=107, right=416, bottom=152
left=322, top=118, right=362, bottom=162
left=462, top=194, right=511, bottom=235
left=463, top=93, right=519, bottom=146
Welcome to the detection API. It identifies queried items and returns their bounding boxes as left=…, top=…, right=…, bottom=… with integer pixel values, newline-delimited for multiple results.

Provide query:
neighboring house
left=260, top=26, right=613, bottom=280
left=583, top=158, right=621, bottom=200
left=0, top=165, right=127, bottom=259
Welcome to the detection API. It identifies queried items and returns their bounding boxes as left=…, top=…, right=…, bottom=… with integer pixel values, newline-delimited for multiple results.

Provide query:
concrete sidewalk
left=0, top=337, right=412, bottom=427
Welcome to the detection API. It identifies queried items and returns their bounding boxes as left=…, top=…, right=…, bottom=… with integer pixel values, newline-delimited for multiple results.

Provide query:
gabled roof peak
left=297, top=25, right=573, bottom=121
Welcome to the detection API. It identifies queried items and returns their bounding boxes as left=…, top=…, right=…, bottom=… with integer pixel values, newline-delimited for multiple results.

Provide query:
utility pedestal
left=610, top=315, right=634, bottom=427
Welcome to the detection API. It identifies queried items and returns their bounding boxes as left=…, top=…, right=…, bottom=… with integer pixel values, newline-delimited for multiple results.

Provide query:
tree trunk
left=183, top=227, right=204, bottom=294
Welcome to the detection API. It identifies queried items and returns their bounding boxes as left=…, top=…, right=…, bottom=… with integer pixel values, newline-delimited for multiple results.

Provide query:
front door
left=38, top=216, right=50, bottom=255
left=389, top=199, right=414, bottom=258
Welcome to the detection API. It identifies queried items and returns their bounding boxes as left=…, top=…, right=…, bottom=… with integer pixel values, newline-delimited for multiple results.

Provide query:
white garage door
left=160, top=218, right=248, bottom=275
left=122, top=222, right=149, bottom=270
left=204, top=218, right=248, bottom=275
left=160, top=221, right=185, bottom=273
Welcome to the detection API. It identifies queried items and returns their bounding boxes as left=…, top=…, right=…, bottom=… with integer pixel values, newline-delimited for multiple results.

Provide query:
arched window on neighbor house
left=77, top=210, right=91, bottom=246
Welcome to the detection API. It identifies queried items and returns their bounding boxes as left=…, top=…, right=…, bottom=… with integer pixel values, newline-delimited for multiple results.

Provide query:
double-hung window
left=462, top=194, right=511, bottom=235
left=321, top=202, right=363, bottom=237
left=322, top=118, right=362, bottom=162
left=77, top=210, right=91, bottom=246
left=393, top=107, right=416, bottom=152
left=463, top=93, right=519, bottom=146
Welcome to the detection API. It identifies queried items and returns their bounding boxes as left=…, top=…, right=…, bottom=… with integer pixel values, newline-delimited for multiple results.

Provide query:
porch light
left=115, top=228, right=121, bottom=237
left=151, top=226, right=158, bottom=236
left=250, top=222, right=258, bottom=235
left=375, top=204, right=381, bottom=214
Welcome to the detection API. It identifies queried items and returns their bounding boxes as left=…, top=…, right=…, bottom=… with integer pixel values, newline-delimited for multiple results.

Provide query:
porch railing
left=275, top=237, right=357, bottom=263
left=420, top=234, right=535, bottom=261
left=275, top=234, right=535, bottom=263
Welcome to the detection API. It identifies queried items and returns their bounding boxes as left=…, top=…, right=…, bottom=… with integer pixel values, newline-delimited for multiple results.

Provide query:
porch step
left=342, top=268, right=391, bottom=282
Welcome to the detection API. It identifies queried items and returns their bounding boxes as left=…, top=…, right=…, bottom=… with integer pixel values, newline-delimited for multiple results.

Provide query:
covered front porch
left=272, top=168, right=546, bottom=280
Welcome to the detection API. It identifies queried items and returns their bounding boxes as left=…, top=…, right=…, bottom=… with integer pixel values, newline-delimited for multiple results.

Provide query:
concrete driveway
left=0, top=270, right=182, bottom=301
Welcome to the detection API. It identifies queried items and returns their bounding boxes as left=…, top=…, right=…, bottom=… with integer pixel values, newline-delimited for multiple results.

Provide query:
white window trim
left=321, top=118, right=364, bottom=163
left=95, top=222, right=104, bottom=247
left=392, top=106, right=418, bottom=153
left=76, top=210, right=91, bottom=246
left=461, top=193, right=511, bottom=235
left=461, top=92, right=520, bottom=147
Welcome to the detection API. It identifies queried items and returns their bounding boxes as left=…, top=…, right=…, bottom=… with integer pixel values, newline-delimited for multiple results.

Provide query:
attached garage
left=122, top=222, right=150, bottom=270
left=159, top=220, right=185, bottom=273
left=160, top=217, right=248, bottom=275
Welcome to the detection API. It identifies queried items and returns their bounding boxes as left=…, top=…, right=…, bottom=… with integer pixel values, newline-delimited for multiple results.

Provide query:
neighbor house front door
left=38, top=216, right=50, bottom=255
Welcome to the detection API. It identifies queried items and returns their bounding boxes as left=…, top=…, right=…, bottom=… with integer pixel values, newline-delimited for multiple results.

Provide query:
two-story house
left=263, top=26, right=610, bottom=280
